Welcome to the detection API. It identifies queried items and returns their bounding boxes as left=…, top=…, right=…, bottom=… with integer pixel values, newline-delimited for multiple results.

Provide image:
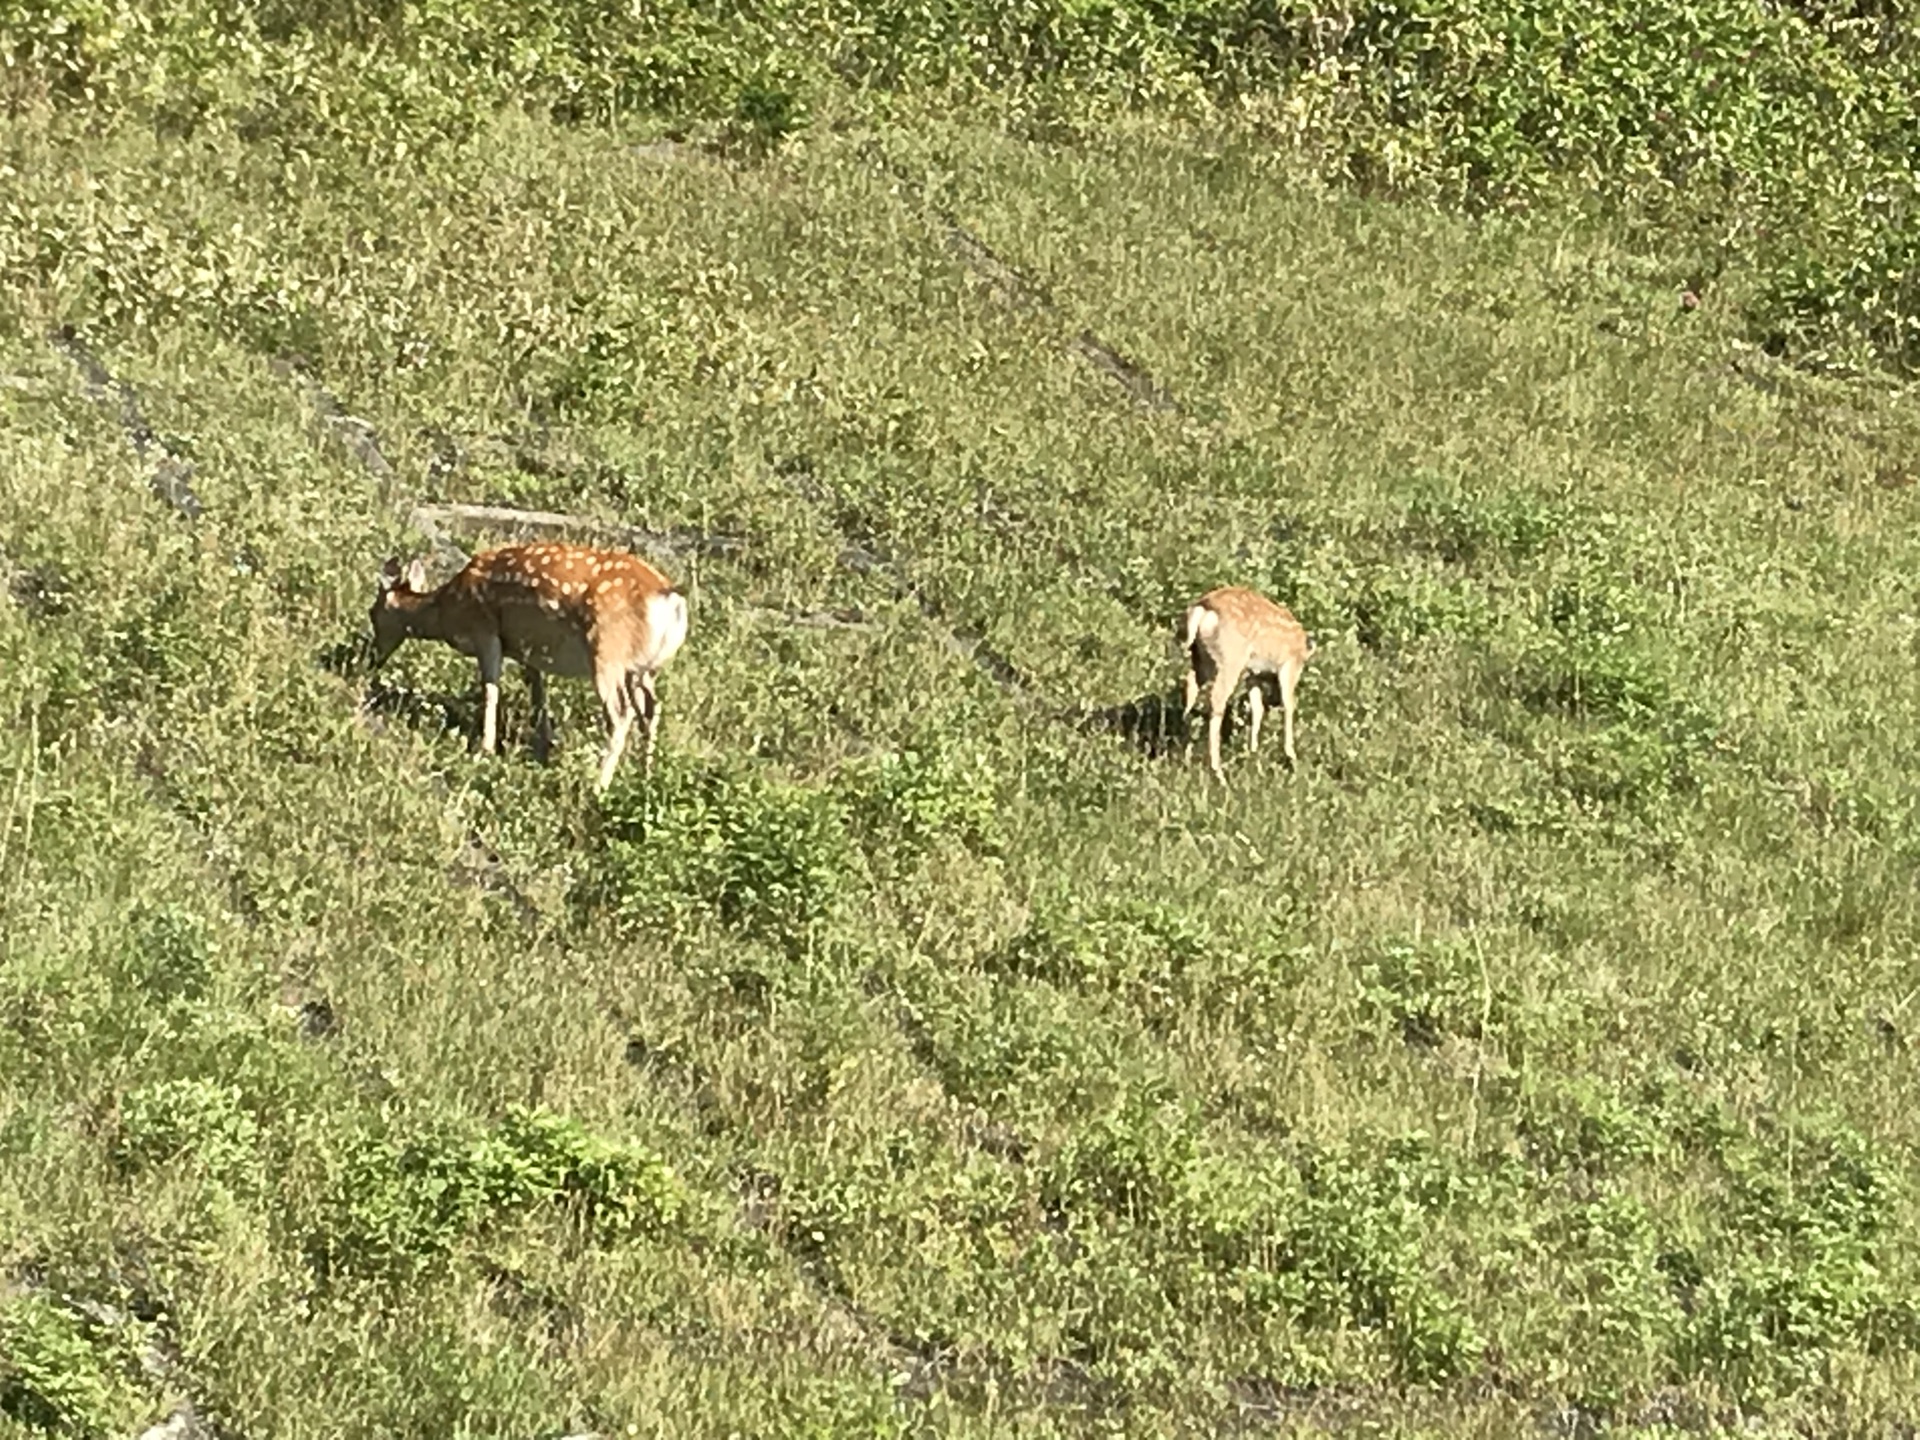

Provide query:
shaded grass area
left=3, top=99, right=1920, bottom=1435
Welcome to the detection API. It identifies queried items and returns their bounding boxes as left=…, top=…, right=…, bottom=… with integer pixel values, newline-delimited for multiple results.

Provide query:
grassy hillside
left=8, top=0, right=1920, bottom=375
left=6, top=82, right=1920, bottom=1439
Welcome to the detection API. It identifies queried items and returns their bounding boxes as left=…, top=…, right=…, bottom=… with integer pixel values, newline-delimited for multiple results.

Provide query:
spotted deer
left=369, top=542, right=689, bottom=790
left=1182, top=585, right=1315, bottom=781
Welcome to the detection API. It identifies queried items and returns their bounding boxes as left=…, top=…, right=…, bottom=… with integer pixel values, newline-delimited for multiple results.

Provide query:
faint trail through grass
left=865, top=141, right=1183, bottom=415
left=51, top=326, right=205, bottom=520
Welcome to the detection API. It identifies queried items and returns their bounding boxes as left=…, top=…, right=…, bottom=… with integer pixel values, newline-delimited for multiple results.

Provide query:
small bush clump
left=113, top=1076, right=260, bottom=1187
left=840, top=740, right=1003, bottom=869
left=308, top=1106, right=684, bottom=1283
left=0, top=1294, right=142, bottom=1437
left=596, top=755, right=853, bottom=955
left=1354, top=936, right=1500, bottom=1049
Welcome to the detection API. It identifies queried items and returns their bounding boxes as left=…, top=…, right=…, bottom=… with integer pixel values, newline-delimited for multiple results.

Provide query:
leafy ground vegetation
left=5, top=2, right=1920, bottom=1436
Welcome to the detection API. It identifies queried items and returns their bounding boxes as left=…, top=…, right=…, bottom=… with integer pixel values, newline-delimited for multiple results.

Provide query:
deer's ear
left=405, top=558, right=430, bottom=592
left=378, top=557, right=405, bottom=591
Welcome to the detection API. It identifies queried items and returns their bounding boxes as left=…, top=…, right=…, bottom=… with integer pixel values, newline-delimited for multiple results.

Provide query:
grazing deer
left=369, top=542, right=689, bottom=790
left=1182, top=585, right=1315, bottom=782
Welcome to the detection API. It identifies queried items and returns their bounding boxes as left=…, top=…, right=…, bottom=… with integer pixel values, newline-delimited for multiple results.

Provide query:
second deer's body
left=370, top=542, right=689, bottom=790
left=1183, top=585, right=1314, bottom=781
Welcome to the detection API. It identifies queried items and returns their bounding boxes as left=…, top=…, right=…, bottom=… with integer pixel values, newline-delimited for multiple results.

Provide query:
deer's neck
left=393, top=587, right=460, bottom=644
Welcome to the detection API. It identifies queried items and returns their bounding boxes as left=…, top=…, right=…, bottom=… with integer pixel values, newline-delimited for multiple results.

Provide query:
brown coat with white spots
left=370, top=542, right=689, bottom=789
left=1182, top=585, right=1314, bottom=782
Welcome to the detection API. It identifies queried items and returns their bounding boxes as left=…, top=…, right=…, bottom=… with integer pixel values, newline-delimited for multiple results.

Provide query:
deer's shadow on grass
left=317, top=634, right=553, bottom=761
left=357, top=676, right=482, bottom=748
left=1079, top=677, right=1293, bottom=767
left=1076, top=684, right=1201, bottom=761
left=316, top=635, right=372, bottom=680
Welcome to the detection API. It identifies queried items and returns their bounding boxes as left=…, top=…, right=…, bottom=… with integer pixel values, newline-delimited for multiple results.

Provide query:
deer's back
left=1196, top=585, right=1310, bottom=671
left=455, top=544, right=682, bottom=676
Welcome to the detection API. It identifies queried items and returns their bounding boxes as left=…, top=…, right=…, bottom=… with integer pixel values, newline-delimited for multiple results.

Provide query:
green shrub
left=597, top=755, right=853, bottom=955
left=0, top=1295, right=137, bottom=1437
left=309, top=1120, right=490, bottom=1281
left=916, top=978, right=1132, bottom=1123
left=1517, top=570, right=1670, bottom=720
left=406, top=0, right=750, bottom=125
left=472, top=1107, right=687, bottom=1237
left=1266, top=519, right=1492, bottom=655
left=309, top=1107, right=684, bottom=1282
left=1676, top=1128, right=1919, bottom=1399
left=1518, top=1076, right=1670, bottom=1173
left=840, top=740, right=1003, bottom=868
left=720, top=62, right=811, bottom=158
left=1173, top=1135, right=1482, bottom=1382
left=0, top=0, right=264, bottom=115
left=1758, top=217, right=1920, bottom=374
left=8, top=0, right=1920, bottom=372
left=1401, top=483, right=1564, bottom=567
left=994, top=898, right=1206, bottom=994
left=1042, top=1091, right=1199, bottom=1219
left=1461, top=556, right=1722, bottom=816
left=114, top=1077, right=260, bottom=1185
left=118, top=903, right=216, bottom=1003
left=1355, top=936, right=1498, bottom=1048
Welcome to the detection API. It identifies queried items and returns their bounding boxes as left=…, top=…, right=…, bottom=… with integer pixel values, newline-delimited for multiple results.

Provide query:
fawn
left=1182, top=585, right=1314, bottom=781
left=369, top=542, right=689, bottom=790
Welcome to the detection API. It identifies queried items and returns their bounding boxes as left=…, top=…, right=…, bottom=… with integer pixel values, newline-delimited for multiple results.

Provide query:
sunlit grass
left=2, top=94, right=1919, bottom=1435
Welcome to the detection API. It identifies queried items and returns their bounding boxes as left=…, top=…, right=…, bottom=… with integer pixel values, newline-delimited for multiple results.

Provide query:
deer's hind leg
left=1205, top=664, right=1243, bottom=782
left=626, top=668, right=662, bottom=774
left=594, top=657, right=637, bottom=792
left=1278, top=658, right=1303, bottom=766
left=526, top=668, right=553, bottom=762
left=1185, top=645, right=1216, bottom=767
